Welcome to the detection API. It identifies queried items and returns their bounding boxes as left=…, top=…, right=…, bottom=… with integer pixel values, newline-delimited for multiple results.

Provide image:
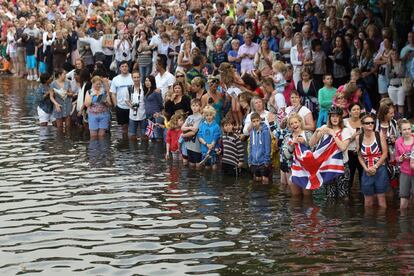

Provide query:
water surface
left=0, top=77, right=413, bottom=275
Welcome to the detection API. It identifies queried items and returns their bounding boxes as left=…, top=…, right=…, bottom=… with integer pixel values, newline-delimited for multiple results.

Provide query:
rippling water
left=1, top=77, right=414, bottom=275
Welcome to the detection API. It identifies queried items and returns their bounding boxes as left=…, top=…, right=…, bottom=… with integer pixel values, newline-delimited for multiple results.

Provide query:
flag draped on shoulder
left=290, top=134, right=344, bottom=190
left=145, top=119, right=155, bottom=138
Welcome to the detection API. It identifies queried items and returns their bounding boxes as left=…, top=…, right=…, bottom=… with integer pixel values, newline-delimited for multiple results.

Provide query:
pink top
left=395, top=135, right=414, bottom=176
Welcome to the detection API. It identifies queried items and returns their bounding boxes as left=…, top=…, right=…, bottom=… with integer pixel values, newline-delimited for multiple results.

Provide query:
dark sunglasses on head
left=362, top=121, right=375, bottom=125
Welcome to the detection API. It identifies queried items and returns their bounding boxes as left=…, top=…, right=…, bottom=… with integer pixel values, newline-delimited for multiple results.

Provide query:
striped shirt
left=222, top=133, right=244, bottom=167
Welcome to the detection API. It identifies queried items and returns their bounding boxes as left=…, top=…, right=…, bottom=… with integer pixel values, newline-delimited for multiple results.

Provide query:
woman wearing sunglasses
left=357, top=114, right=389, bottom=208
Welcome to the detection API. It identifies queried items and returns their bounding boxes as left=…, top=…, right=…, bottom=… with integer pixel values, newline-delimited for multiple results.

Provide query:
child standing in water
left=165, top=113, right=185, bottom=160
left=248, top=112, right=272, bottom=184
left=198, top=106, right=222, bottom=170
left=221, top=118, right=244, bottom=176
left=395, top=119, right=414, bottom=210
left=182, top=98, right=203, bottom=167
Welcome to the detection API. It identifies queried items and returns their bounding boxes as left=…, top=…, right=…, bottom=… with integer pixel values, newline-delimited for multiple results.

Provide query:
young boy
left=182, top=98, right=203, bottom=167
left=248, top=112, right=272, bottom=184
left=211, top=38, right=228, bottom=70
left=198, top=105, right=222, bottom=169
left=317, top=74, right=336, bottom=128
left=23, top=33, right=37, bottom=81
left=221, top=117, right=244, bottom=176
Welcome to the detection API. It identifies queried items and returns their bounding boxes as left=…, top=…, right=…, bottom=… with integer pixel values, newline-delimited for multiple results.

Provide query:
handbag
left=110, top=55, right=117, bottom=71
left=386, top=160, right=400, bottom=180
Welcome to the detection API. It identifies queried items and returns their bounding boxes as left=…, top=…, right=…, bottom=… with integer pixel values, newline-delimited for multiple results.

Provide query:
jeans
left=139, top=63, right=152, bottom=85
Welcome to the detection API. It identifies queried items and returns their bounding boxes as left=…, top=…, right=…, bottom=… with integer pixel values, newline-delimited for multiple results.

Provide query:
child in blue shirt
left=198, top=105, right=222, bottom=170
left=248, top=112, right=272, bottom=184
left=227, top=39, right=241, bottom=74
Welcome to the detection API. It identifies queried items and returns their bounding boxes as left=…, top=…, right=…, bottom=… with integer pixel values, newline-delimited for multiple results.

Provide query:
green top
left=318, top=87, right=337, bottom=110
left=0, top=44, right=7, bottom=58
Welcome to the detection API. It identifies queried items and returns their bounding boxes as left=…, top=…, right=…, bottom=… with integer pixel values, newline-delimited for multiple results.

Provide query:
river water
left=0, top=77, right=413, bottom=275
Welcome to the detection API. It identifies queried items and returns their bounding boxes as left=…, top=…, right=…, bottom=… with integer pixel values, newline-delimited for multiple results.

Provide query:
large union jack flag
left=290, top=134, right=345, bottom=190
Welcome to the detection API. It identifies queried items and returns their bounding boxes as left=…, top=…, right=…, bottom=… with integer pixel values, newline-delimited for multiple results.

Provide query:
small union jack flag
left=145, top=120, right=155, bottom=138
left=290, top=133, right=345, bottom=190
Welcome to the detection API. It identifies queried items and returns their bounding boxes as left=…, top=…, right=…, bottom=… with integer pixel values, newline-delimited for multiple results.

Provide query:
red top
left=166, top=128, right=182, bottom=152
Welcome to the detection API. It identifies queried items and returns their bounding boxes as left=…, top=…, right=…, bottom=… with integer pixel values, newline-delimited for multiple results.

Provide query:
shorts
left=361, top=165, right=389, bottom=196
left=39, top=61, right=47, bottom=74
left=116, top=106, right=129, bottom=125
left=128, top=119, right=145, bottom=136
left=88, top=112, right=110, bottom=131
left=399, top=173, right=414, bottom=198
left=17, top=47, right=25, bottom=63
left=187, top=149, right=202, bottom=164
left=388, top=85, right=405, bottom=106
left=26, top=55, right=36, bottom=70
left=222, top=162, right=241, bottom=176
left=250, top=164, right=271, bottom=178
left=37, top=106, right=54, bottom=123
left=202, top=152, right=218, bottom=166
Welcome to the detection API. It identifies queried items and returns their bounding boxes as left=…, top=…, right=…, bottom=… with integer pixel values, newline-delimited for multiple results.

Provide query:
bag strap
left=375, top=131, right=382, bottom=153
left=359, top=131, right=382, bottom=153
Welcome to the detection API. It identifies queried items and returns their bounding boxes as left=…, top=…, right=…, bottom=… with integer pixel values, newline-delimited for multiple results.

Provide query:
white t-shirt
left=226, top=86, right=242, bottom=97
left=110, top=73, right=133, bottom=109
left=343, top=118, right=360, bottom=151
left=286, top=105, right=312, bottom=121
left=129, top=87, right=146, bottom=121
left=155, top=71, right=175, bottom=99
left=274, top=93, right=286, bottom=111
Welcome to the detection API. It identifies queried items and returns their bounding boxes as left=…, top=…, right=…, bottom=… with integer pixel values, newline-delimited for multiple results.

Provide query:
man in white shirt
left=110, top=61, right=134, bottom=134
left=155, top=54, right=175, bottom=100
left=78, top=30, right=105, bottom=63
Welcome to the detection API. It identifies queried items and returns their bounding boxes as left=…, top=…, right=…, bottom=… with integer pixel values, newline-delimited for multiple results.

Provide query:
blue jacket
left=249, top=123, right=271, bottom=166
left=197, top=120, right=222, bottom=154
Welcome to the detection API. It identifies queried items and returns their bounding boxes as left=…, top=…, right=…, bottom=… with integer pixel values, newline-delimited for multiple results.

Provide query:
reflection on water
left=0, top=77, right=413, bottom=275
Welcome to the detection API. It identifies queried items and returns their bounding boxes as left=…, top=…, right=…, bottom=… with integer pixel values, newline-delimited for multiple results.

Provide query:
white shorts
left=388, top=85, right=405, bottom=106
left=37, top=106, right=55, bottom=123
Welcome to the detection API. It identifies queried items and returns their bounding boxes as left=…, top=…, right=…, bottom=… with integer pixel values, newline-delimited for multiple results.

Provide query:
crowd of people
left=1, top=0, right=414, bottom=208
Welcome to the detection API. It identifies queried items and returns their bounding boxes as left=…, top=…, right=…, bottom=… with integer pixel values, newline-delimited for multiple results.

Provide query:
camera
left=122, top=52, right=128, bottom=58
left=132, top=103, right=139, bottom=116
left=386, top=136, right=393, bottom=145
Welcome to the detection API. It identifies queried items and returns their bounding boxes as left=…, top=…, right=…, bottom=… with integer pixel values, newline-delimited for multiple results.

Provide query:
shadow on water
left=1, top=76, right=414, bottom=275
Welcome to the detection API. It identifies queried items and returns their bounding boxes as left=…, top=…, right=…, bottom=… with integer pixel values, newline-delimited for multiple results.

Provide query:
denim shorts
left=88, top=112, right=110, bottom=131
left=361, top=165, right=389, bottom=196
left=128, top=119, right=145, bottom=136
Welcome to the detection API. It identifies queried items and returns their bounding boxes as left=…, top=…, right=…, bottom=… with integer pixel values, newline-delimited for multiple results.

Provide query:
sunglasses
left=176, top=75, right=184, bottom=78
left=362, top=121, right=375, bottom=125
left=337, top=96, right=345, bottom=100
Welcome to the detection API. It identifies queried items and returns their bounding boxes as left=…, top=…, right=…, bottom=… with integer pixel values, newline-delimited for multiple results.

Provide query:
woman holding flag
left=283, top=114, right=313, bottom=197
left=309, top=106, right=352, bottom=199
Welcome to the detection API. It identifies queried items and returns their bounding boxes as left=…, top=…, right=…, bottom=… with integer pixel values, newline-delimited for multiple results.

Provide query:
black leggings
left=348, top=150, right=363, bottom=190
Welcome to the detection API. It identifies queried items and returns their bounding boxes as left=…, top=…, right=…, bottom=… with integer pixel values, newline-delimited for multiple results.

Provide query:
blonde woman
left=84, top=76, right=112, bottom=139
